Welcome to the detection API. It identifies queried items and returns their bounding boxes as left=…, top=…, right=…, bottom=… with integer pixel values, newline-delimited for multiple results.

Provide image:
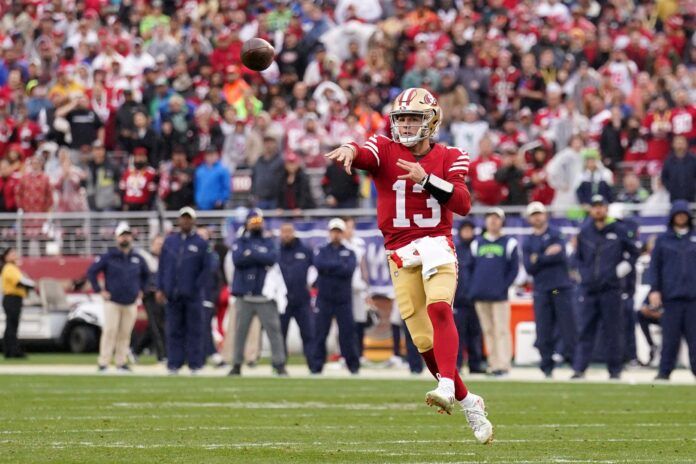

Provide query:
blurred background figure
left=1, top=248, right=34, bottom=358
left=157, top=208, right=211, bottom=375
left=229, top=209, right=287, bottom=377
left=312, top=218, right=359, bottom=375
left=278, top=222, right=317, bottom=372
left=648, top=201, right=696, bottom=381
left=469, top=209, right=519, bottom=377
left=87, top=223, right=149, bottom=372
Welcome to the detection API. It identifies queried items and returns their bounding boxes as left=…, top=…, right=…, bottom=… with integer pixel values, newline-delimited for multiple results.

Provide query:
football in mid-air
left=241, top=38, right=275, bottom=71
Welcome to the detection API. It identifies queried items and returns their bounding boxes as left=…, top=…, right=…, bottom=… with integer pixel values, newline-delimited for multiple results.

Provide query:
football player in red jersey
left=326, top=88, right=493, bottom=444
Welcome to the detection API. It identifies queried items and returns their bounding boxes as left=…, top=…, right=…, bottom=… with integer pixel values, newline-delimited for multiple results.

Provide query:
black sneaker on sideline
left=228, top=364, right=242, bottom=376
left=274, top=365, right=289, bottom=377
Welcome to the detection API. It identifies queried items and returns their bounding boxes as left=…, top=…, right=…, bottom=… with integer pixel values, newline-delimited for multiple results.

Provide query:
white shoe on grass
left=425, top=376, right=455, bottom=415
left=460, top=392, right=494, bottom=444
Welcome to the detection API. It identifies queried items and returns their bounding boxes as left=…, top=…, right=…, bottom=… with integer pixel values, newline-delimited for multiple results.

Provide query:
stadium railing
left=0, top=202, right=684, bottom=258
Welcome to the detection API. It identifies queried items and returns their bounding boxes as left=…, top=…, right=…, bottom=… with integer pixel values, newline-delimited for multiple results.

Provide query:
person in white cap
left=521, top=202, right=576, bottom=378
left=311, top=218, right=360, bottom=374
left=87, top=222, right=149, bottom=372
left=468, top=208, right=519, bottom=378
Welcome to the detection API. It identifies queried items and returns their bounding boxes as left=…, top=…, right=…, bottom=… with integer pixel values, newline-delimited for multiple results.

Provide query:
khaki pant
left=98, top=301, right=137, bottom=367
left=475, top=301, right=512, bottom=372
left=220, top=298, right=262, bottom=364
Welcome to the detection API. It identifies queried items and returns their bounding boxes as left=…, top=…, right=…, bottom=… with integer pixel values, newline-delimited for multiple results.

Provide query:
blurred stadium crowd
left=0, top=0, right=694, bottom=214
left=0, top=1, right=695, bottom=379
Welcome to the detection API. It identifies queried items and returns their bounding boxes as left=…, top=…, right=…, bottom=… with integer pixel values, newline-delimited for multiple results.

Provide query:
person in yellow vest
left=1, top=248, right=34, bottom=359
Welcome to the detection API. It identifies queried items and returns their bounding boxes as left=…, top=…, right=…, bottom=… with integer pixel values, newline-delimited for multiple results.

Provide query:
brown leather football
left=241, top=38, right=275, bottom=71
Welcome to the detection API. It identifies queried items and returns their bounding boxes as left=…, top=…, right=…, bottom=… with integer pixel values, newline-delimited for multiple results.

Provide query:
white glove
left=616, top=260, right=632, bottom=279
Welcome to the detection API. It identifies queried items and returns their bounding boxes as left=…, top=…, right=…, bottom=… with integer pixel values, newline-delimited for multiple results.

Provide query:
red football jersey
left=670, top=105, right=696, bottom=140
left=120, top=167, right=157, bottom=206
left=350, top=135, right=471, bottom=250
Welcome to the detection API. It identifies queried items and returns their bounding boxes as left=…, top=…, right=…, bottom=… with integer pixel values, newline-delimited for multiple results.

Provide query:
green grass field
left=1, top=376, right=695, bottom=463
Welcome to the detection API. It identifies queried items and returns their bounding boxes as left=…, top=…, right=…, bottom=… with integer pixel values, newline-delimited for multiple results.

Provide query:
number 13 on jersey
left=392, top=179, right=441, bottom=228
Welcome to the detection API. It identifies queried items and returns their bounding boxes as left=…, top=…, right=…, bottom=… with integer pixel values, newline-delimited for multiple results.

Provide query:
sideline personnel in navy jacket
left=648, top=200, right=696, bottom=380
left=312, top=218, right=359, bottom=374
left=453, top=219, right=484, bottom=373
left=572, top=195, right=638, bottom=380
left=88, top=222, right=149, bottom=371
left=229, top=209, right=287, bottom=376
left=156, top=207, right=212, bottom=373
left=469, top=208, right=519, bottom=376
left=278, top=222, right=317, bottom=372
left=522, top=202, right=576, bottom=377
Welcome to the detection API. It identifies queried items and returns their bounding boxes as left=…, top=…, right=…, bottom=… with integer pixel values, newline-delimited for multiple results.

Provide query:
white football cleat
left=425, top=377, right=455, bottom=415
left=461, top=392, right=494, bottom=444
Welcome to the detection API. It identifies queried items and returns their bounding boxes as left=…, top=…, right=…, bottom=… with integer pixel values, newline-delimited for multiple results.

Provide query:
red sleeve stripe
left=449, top=166, right=469, bottom=172
left=452, top=160, right=469, bottom=167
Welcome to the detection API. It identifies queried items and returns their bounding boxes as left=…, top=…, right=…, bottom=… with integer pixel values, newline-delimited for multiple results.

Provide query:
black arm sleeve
left=422, top=174, right=454, bottom=204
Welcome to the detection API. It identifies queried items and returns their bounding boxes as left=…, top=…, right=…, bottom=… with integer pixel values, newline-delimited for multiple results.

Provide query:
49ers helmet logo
left=422, top=92, right=437, bottom=106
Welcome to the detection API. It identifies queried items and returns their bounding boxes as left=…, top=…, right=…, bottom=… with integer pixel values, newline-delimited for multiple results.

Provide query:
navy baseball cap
left=590, top=194, right=608, bottom=205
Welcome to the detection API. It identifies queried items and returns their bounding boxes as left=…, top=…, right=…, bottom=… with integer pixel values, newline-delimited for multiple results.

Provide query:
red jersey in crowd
left=469, top=154, right=506, bottom=206
left=120, top=166, right=157, bottom=208
left=16, top=170, right=52, bottom=213
left=642, top=111, right=672, bottom=162
left=0, top=171, right=20, bottom=211
left=670, top=105, right=696, bottom=141
left=350, top=134, right=471, bottom=250
left=0, top=116, right=15, bottom=156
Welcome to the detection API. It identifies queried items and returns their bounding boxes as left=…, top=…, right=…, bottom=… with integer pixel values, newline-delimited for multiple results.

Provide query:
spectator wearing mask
left=321, top=158, right=360, bottom=209
left=468, top=209, right=519, bottom=377
left=576, top=148, right=614, bottom=209
left=120, top=148, right=157, bottom=211
left=87, top=223, right=149, bottom=371
left=86, top=141, right=121, bottom=211
left=159, top=146, right=195, bottom=211
left=661, top=135, right=696, bottom=202
left=278, top=222, right=318, bottom=372
left=572, top=195, right=639, bottom=380
left=453, top=219, right=484, bottom=374
left=522, top=202, right=577, bottom=377
left=194, top=147, right=230, bottom=210
left=648, top=201, right=696, bottom=381
left=312, top=218, right=359, bottom=374
left=229, top=209, right=287, bottom=377
left=1, top=247, right=34, bottom=358
left=156, top=207, right=212, bottom=374
left=251, top=135, right=284, bottom=210
left=277, top=152, right=315, bottom=211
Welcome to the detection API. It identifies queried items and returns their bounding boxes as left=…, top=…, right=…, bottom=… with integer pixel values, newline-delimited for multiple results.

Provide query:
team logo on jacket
left=131, top=257, right=140, bottom=263
left=188, top=245, right=198, bottom=252
left=606, top=233, right=617, bottom=240
left=295, top=253, right=306, bottom=259
left=339, top=250, right=351, bottom=256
